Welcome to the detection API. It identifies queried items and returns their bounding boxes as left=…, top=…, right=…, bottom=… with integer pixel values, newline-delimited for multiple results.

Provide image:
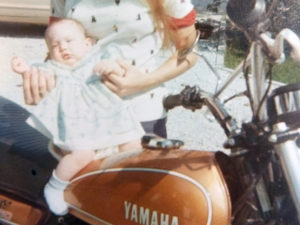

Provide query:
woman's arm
left=102, top=24, right=198, bottom=97
left=103, top=0, right=198, bottom=97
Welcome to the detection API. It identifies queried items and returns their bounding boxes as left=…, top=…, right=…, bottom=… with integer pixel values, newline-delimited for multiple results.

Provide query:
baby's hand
left=11, top=56, right=30, bottom=74
left=93, top=60, right=125, bottom=77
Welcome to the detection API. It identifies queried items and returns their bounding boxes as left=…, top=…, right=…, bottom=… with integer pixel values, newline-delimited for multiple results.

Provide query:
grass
left=224, top=33, right=249, bottom=69
left=224, top=45, right=300, bottom=84
left=272, top=58, right=300, bottom=83
left=224, top=46, right=246, bottom=69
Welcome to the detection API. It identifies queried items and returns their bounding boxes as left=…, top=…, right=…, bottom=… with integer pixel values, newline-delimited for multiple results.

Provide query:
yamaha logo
left=124, top=201, right=179, bottom=225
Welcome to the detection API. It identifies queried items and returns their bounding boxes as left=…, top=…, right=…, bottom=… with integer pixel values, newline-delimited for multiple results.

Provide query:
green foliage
left=224, top=30, right=249, bottom=69
left=224, top=45, right=246, bottom=69
left=223, top=0, right=300, bottom=84
left=224, top=41, right=300, bottom=84
left=272, top=59, right=300, bottom=83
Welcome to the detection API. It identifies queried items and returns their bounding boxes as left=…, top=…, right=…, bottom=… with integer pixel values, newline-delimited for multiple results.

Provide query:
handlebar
left=167, top=0, right=300, bottom=144
left=163, top=86, right=239, bottom=137
left=163, top=86, right=203, bottom=111
left=260, top=29, right=300, bottom=63
left=226, top=0, right=300, bottom=63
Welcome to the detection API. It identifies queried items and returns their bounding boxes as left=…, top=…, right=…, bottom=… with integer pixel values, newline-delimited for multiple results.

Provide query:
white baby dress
left=50, top=0, right=195, bottom=122
left=27, top=46, right=144, bottom=151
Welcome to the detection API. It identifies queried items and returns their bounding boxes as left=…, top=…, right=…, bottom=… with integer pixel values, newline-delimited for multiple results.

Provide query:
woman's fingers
left=102, top=60, right=148, bottom=97
left=46, top=73, right=56, bottom=92
left=93, top=63, right=103, bottom=76
left=94, top=60, right=126, bottom=77
left=22, top=70, right=34, bottom=105
left=103, top=72, right=141, bottom=97
left=103, top=73, right=122, bottom=86
left=30, top=67, right=41, bottom=104
left=39, top=69, right=56, bottom=94
left=38, top=72, right=47, bottom=98
left=102, top=76, right=119, bottom=93
left=21, top=67, right=56, bottom=105
left=116, top=59, right=130, bottom=72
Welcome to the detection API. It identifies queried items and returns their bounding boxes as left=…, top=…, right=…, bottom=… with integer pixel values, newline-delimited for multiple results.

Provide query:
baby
left=11, top=19, right=144, bottom=215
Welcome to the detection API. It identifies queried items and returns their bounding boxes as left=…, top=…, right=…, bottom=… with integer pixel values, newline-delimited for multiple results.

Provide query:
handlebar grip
left=163, top=94, right=183, bottom=111
left=163, top=86, right=205, bottom=111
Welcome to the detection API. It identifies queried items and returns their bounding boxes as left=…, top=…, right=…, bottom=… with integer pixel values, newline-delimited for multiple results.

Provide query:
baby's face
left=46, top=20, right=92, bottom=66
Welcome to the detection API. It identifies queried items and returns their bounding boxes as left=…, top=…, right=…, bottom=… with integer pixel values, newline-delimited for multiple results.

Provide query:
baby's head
left=45, top=19, right=92, bottom=66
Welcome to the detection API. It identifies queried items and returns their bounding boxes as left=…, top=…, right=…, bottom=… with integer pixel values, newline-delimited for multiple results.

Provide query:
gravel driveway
left=0, top=22, right=256, bottom=152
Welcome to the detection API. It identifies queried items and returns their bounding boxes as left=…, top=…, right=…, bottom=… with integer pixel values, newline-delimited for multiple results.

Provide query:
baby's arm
left=11, top=56, right=31, bottom=74
left=93, top=60, right=125, bottom=77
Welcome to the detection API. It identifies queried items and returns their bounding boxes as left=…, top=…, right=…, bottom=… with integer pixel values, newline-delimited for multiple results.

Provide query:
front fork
left=269, top=122, right=300, bottom=222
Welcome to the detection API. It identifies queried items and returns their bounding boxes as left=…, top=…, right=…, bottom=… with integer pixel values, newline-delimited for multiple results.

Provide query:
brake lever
left=181, top=85, right=205, bottom=111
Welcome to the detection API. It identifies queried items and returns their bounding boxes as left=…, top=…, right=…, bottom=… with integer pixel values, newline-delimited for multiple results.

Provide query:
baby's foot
left=44, top=171, right=69, bottom=215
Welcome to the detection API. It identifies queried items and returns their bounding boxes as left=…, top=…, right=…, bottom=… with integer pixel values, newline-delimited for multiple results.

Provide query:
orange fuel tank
left=64, top=149, right=231, bottom=225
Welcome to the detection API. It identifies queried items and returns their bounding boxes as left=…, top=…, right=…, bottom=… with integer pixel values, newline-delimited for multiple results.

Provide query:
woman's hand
left=102, top=60, right=149, bottom=97
left=21, top=67, right=56, bottom=105
left=101, top=24, right=198, bottom=98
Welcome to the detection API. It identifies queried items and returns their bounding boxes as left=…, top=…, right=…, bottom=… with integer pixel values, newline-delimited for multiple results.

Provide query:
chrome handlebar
left=260, top=28, right=300, bottom=63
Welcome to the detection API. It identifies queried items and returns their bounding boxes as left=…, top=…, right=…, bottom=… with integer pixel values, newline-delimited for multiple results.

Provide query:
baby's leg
left=55, top=150, right=96, bottom=181
left=119, top=139, right=142, bottom=152
left=44, top=150, right=95, bottom=215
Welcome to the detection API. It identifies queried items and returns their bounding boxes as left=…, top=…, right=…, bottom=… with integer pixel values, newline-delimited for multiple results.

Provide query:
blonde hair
left=146, top=0, right=175, bottom=48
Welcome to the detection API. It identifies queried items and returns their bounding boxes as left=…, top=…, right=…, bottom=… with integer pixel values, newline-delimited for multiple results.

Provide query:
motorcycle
left=1, top=0, right=300, bottom=224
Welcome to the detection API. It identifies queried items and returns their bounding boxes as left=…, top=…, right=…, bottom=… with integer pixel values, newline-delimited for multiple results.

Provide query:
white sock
left=44, top=171, right=69, bottom=215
